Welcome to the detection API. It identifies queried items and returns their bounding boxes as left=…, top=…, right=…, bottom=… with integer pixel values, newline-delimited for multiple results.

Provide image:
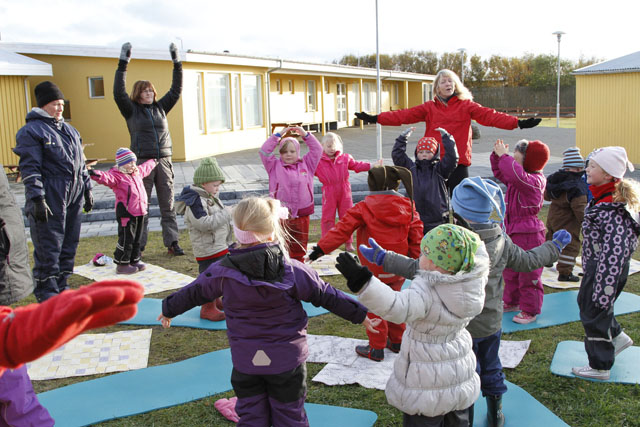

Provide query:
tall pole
left=458, top=48, right=466, bottom=83
left=553, top=31, right=565, bottom=128
left=375, top=0, right=382, bottom=161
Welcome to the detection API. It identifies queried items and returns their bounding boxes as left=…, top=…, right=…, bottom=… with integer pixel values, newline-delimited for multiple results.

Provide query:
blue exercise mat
left=121, top=297, right=335, bottom=329
left=473, top=380, right=569, bottom=426
left=502, top=291, right=640, bottom=333
left=550, top=340, right=640, bottom=384
left=38, top=348, right=377, bottom=426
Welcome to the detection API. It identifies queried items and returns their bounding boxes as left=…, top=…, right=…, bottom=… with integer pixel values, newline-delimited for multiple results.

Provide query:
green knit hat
left=193, top=157, right=225, bottom=185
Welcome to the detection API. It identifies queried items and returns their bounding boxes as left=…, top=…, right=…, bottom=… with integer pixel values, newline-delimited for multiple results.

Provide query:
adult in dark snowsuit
left=14, top=81, right=93, bottom=302
left=113, top=42, right=184, bottom=256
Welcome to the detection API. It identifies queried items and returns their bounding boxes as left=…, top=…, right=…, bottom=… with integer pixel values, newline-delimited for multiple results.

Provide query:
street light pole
left=552, top=31, right=565, bottom=128
left=457, top=48, right=466, bottom=83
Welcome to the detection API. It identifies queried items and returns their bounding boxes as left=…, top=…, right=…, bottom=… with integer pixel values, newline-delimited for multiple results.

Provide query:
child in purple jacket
left=490, top=139, right=549, bottom=324
left=158, top=196, right=377, bottom=426
left=89, top=148, right=156, bottom=274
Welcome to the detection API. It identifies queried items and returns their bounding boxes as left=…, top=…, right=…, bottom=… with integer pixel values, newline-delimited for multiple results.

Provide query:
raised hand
left=169, top=43, right=179, bottom=63
left=120, top=42, right=132, bottom=62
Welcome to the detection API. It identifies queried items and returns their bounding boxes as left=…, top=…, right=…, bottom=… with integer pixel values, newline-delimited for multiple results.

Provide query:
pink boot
left=200, top=301, right=225, bottom=322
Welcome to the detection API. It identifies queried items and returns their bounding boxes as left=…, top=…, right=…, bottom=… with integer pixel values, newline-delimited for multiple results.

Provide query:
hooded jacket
left=317, top=191, right=423, bottom=283
left=90, top=159, right=156, bottom=217
left=259, top=133, right=322, bottom=218
left=490, top=152, right=546, bottom=235
left=113, top=61, right=182, bottom=159
left=358, top=244, right=490, bottom=416
left=544, top=170, right=588, bottom=241
left=14, top=109, right=91, bottom=201
left=392, top=131, right=458, bottom=231
left=162, top=243, right=367, bottom=375
left=378, top=96, right=518, bottom=166
left=175, top=185, right=233, bottom=259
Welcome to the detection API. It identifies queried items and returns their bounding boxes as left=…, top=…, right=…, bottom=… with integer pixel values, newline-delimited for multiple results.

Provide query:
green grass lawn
left=20, top=211, right=640, bottom=426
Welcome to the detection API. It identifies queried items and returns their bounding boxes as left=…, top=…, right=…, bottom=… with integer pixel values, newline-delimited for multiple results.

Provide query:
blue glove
left=358, top=238, right=387, bottom=266
left=552, top=230, right=571, bottom=251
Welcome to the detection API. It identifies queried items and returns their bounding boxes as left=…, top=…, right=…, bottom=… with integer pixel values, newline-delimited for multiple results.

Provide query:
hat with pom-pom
left=193, top=157, right=225, bottom=185
left=523, top=140, right=550, bottom=173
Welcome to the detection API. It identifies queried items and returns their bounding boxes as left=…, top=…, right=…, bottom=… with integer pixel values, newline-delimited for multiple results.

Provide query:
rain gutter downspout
left=266, top=59, right=283, bottom=137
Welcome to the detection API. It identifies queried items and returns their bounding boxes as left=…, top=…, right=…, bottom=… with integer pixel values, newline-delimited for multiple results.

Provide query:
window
left=242, top=74, right=263, bottom=127
left=288, top=80, right=293, bottom=93
left=276, top=79, right=281, bottom=93
left=232, top=74, right=242, bottom=129
left=62, top=100, right=71, bottom=121
left=205, top=73, right=231, bottom=131
left=363, top=82, right=376, bottom=112
left=88, top=77, right=104, bottom=98
left=393, top=83, right=399, bottom=105
left=352, top=83, right=360, bottom=112
left=422, top=83, right=433, bottom=102
left=306, top=80, right=316, bottom=111
left=325, top=81, right=330, bottom=94
left=195, top=73, right=205, bottom=133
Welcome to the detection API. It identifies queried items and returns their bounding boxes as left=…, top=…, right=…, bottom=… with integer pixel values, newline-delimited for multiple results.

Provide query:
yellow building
left=0, top=49, right=52, bottom=166
left=0, top=42, right=434, bottom=162
left=574, top=51, right=640, bottom=163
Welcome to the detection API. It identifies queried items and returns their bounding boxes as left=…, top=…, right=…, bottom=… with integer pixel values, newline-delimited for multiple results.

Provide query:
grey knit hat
left=193, top=157, right=225, bottom=185
left=562, top=147, right=584, bottom=169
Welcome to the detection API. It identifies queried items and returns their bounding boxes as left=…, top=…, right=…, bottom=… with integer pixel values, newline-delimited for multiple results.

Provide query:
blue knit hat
left=451, top=177, right=505, bottom=223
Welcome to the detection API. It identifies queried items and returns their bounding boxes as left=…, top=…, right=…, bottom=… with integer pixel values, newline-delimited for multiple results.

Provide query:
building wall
left=0, top=75, right=28, bottom=166
left=576, top=72, right=640, bottom=163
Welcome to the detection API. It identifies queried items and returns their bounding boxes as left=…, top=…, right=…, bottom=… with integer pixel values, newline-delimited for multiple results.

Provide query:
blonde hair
left=321, top=132, right=343, bottom=153
left=131, top=80, right=157, bottom=103
left=433, top=69, right=473, bottom=101
left=232, top=196, right=290, bottom=253
left=614, top=178, right=640, bottom=212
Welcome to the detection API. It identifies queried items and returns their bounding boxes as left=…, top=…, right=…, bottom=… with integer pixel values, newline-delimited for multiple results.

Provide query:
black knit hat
left=367, top=165, right=415, bottom=219
left=35, top=81, right=65, bottom=108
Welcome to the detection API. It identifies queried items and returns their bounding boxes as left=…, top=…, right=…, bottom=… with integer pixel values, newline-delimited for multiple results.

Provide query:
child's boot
left=131, top=261, right=146, bottom=272
left=116, top=264, right=138, bottom=275
left=355, top=345, right=384, bottom=362
left=215, top=297, right=224, bottom=310
left=200, top=301, right=225, bottom=322
left=486, top=395, right=505, bottom=427
left=386, top=338, right=401, bottom=353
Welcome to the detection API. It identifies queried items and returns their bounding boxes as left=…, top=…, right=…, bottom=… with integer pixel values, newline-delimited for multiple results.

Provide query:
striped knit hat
left=562, top=147, right=584, bottom=169
left=115, top=147, right=136, bottom=167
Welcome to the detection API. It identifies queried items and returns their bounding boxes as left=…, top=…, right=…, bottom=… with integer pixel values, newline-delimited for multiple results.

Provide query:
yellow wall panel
left=0, top=76, right=28, bottom=166
left=576, top=73, right=640, bottom=163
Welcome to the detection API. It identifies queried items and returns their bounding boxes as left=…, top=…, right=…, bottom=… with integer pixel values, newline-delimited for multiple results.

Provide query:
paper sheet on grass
left=27, top=329, right=151, bottom=380
left=73, top=262, right=194, bottom=295
left=543, top=256, right=640, bottom=289
left=308, top=334, right=530, bottom=390
left=305, top=243, right=342, bottom=276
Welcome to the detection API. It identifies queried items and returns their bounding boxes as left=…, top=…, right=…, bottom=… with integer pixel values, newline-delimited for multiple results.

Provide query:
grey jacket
left=0, top=167, right=33, bottom=304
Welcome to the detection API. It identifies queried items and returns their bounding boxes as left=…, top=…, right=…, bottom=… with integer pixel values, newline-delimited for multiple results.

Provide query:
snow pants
left=503, top=230, right=545, bottom=315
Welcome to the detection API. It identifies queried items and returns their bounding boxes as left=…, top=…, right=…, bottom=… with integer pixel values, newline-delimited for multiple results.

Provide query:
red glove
left=0, top=280, right=143, bottom=368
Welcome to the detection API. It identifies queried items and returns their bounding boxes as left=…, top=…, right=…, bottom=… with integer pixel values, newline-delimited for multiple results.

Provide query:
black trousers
left=114, top=204, right=145, bottom=265
left=446, top=164, right=469, bottom=195
left=403, top=406, right=472, bottom=427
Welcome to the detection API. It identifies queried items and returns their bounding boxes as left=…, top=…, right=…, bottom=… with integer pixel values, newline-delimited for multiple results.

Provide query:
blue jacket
left=14, top=109, right=91, bottom=201
left=392, top=131, right=458, bottom=232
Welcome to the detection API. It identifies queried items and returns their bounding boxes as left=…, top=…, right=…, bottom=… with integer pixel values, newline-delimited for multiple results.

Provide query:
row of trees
left=335, top=51, right=601, bottom=89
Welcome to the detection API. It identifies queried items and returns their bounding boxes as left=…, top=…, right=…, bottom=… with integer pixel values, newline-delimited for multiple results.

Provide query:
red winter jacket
left=317, top=191, right=423, bottom=283
left=377, top=96, right=518, bottom=166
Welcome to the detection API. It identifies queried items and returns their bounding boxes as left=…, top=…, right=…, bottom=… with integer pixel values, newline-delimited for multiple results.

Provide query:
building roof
left=573, top=51, right=640, bottom=75
left=0, top=42, right=434, bottom=82
left=0, top=49, right=52, bottom=76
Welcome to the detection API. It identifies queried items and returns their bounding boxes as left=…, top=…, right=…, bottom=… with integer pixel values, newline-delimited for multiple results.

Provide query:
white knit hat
left=590, top=146, right=634, bottom=179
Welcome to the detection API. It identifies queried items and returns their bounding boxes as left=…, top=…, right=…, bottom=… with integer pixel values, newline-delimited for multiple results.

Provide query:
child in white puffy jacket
left=336, top=224, right=489, bottom=426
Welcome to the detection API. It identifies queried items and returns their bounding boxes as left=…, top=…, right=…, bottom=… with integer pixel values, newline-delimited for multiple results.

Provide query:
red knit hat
left=523, top=140, right=550, bottom=172
left=417, top=137, right=438, bottom=153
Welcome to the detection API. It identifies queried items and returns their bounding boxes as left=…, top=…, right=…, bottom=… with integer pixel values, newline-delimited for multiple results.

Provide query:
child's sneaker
left=557, top=273, right=580, bottom=282
left=613, top=331, right=634, bottom=356
left=572, top=365, right=610, bottom=380
left=131, top=261, right=146, bottom=272
left=386, top=339, right=401, bottom=353
left=355, top=345, right=384, bottom=362
left=116, top=264, right=138, bottom=275
left=513, top=311, right=537, bottom=324
left=503, top=302, right=519, bottom=312
left=200, top=301, right=225, bottom=322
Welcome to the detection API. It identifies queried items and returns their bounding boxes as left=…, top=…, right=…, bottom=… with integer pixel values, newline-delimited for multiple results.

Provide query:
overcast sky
left=1, top=0, right=638, bottom=65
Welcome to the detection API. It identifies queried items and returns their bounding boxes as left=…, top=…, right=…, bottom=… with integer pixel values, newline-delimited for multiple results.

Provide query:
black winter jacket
left=392, top=131, right=458, bottom=232
left=113, top=60, right=182, bottom=159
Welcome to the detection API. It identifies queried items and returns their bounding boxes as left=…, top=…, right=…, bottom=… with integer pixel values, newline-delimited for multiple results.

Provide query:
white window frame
left=242, top=74, right=263, bottom=128
left=88, top=77, right=104, bottom=98
left=306, top=80, right=317, bottom=112
left=204, top=72, right=232, bottom=132
left=195, top=73, right=205, bottom=134
left=422, top=83, right=433, bottom=102
left=232, top=74, right=242, bottom=130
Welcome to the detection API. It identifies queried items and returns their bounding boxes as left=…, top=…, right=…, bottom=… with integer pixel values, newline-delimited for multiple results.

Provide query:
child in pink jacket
left=490, top=139, right=549, bottom=324
left=89, top=148, right=157, bottom=274
left=315, top=132, right=373, bottom=252
left=259, top=126, right=322, bottom=261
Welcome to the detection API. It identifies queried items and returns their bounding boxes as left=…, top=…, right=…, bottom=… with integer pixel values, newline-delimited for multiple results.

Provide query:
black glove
left=307, top=245, right=325, bottom=262
left=83, top=189, right=94, bottom=213
left=336, top=252, right=373, bottom=293
left=169, top=43, right=179, bottom=63
left=355, top=112, right=378, bottom=124
left=518, top=118, right=541, bottom=129
left=120, top=42, right=132, bottom=62
left=31, top=197, right=52, bottom=223
left=87, top=168, right=98, bottom=176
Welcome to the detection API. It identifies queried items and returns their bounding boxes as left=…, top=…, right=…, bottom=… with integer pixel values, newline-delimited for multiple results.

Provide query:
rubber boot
left=215, top=297, right=224, bottom=310
left=200, top=301, right=225, bottom=322
left=486, top=395, right=505, bottom=427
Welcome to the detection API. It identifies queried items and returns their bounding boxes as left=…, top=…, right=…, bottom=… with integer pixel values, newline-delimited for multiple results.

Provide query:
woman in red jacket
left=356, top=69, right=541, bottom=192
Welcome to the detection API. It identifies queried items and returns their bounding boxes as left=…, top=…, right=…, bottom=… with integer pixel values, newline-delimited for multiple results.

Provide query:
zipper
left=144, top=108, right=161, bottom=158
